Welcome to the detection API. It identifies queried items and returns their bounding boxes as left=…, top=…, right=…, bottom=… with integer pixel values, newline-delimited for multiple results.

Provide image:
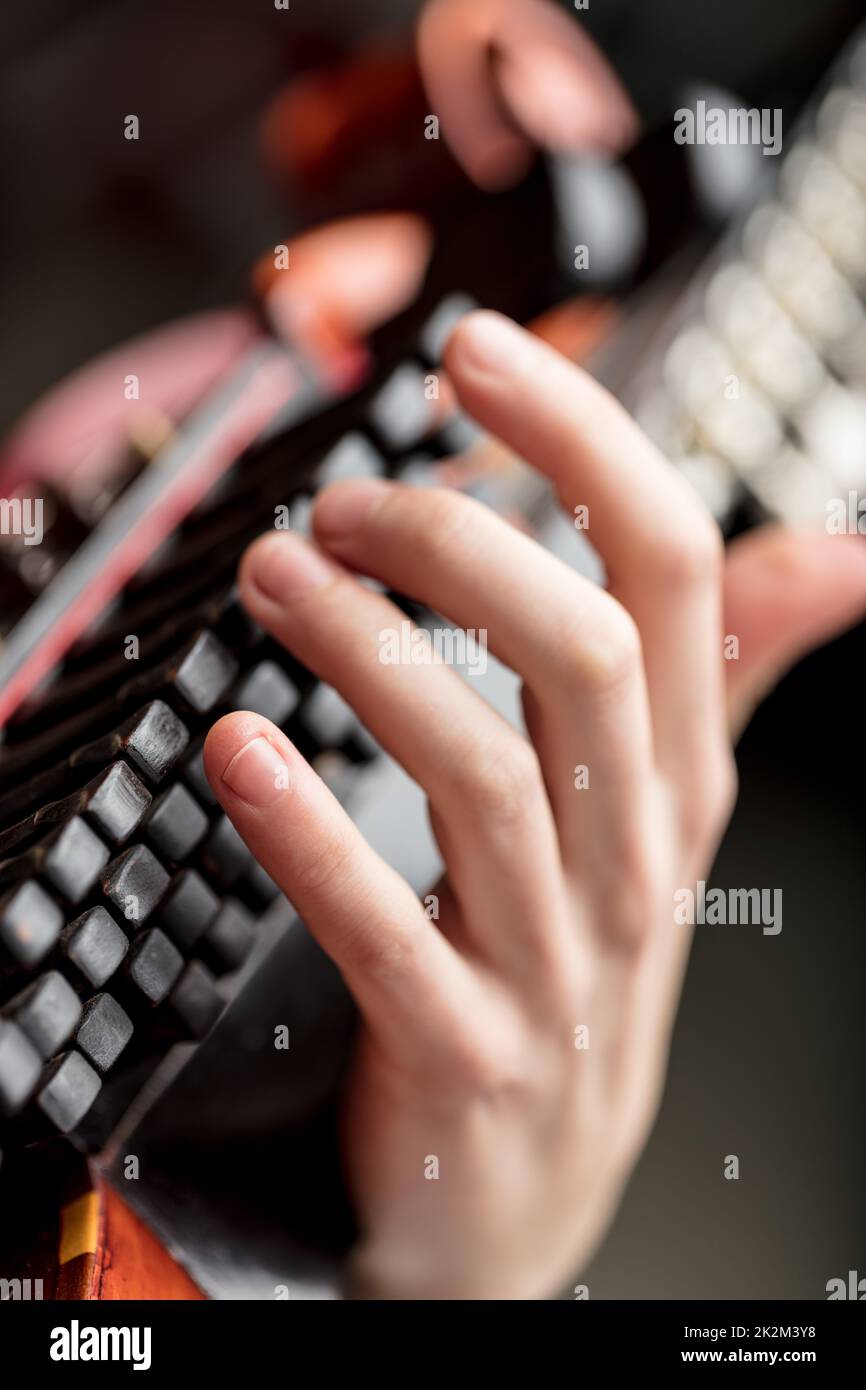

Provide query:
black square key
left=174, top=630, right=239, bottom=712
left=0, top=1018, right=42, bottom=1117
left=123, top=701, right=189, bottom=782
left=75, top=994, right=134, bottom=1073
left=169, top=961, right=224, bottom=1039
left=156, top=869, right=219, bottom=951
left=245, top=859, right=281, bottom=905
left=62, top=907, right=129, bottom=988
left=101, top=844, right=170, bottom=927
left=198, top=898, right=256, bottom=974
left=144, top=784, right=209, bottom=862
left=36, top=1051, right=101, bottom=1133
left=301, top=683, right=357, bottom=748
left=181, top=739, right=217, bottom=805
left=199, top=817, right=251, bottom=888
left=75, top=700, right=189, bottom=785
left=42, top=815, right=110, bottom=903
left=6, top=971, right=82, bottom=1059
left=85, top=762, right=152, bottom=845
left=125, top=928, right=184, bottom=1005
left=0, top=881, right=63, bottom=968
left=125, top=630, right=238, bottom=715
left=231, top=661, right=299, bottom=726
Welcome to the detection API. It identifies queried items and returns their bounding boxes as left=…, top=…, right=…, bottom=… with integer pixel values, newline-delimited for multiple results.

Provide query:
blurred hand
left=205, top=312, right=866, bottom=1298
left=417, top=0, right=639, bottom=188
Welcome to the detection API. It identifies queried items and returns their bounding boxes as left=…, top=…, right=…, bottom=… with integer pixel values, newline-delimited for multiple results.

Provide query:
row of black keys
left=0, top=646, right=375, bottom=1153
left=0, top=306, right=474, bottom=1163
left=0, top=293, right=476, bottom=647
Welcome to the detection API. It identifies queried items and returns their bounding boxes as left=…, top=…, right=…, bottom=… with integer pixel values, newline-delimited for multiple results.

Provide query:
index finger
left=443, top=311, right=728, bottom=789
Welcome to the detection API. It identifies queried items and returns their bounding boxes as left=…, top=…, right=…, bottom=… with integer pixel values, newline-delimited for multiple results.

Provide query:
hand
left=203, top=311, right=866, bottom=1298
left=417, top=0, right=638, bottom=189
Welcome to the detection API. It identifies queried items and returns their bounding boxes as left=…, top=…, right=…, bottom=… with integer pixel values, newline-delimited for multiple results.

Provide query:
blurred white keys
left=672, top=450, right=742, bottom=524
left=287, top=494, right=313, bottom=537
left=748, top=445, right=836, bottom=526
left=633, top=387, right=696, bottom=458
left=397, top=455, right=438, bottom=488
left=368, top=365, right=436, bottom=450
left=744, top=204, right=863, bottom=347
left=419, top=294, right=479, bottom=361
left=315, top=432, right=385, bottom=488
left=693, top=382, right=783, bottom=475
left=663, top=324, right=738, bottom=411
left=780, top=141, right=866, bottom=282
left=818, top=88, right=866, bottom=192
left=706, top=261, right=825, bottom=409
left=795, top=381, right=866, bottom=489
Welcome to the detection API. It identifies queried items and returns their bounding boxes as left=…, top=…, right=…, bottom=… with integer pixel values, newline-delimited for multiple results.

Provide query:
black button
left=169, top=961, right=224, bottom=1039
left=125, top=928, right=184, bottom=1005
left=101, top=844, right=170, bottom=926
left=156, top=869, right=219, bottom=951
left=0, top=1019, right=42, bottom=1117
left=198, top=898, right=256, bottom=974
left=5, top=971, right=82, bottom=1059
left=36, top=1051, right=101, bottom=1133
left=144, top=784, right=209, bottom=862
left=0, top=881, right=63, bottom=968
left=62, top=906, right=129, bottom=987
left=75, top=994, right=134, bottom=1073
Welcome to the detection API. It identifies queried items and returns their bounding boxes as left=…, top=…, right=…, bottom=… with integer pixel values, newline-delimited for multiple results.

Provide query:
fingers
left=417, top=0, right=637, bottom=189
left=439, top=312, right=730, bottom=806
left=236, top=533, right=569, bottom=975
left=724, top=527, right=866, bottom=738
left=311, top=477, right=654, bottom=883
left=203, top=711, right=468, bottom=1052
left=251, top=214, right=432, bottom=388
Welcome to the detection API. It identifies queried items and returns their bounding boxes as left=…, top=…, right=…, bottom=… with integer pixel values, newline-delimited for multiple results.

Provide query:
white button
left=316, top=433, right=384, bottom=488
left=368, top=366, right=435, bottom=450
left=419, top=294, right=480, bottom=361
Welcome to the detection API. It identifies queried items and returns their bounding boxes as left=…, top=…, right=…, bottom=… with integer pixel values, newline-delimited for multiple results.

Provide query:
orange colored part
left=55, top=1168, right=205, bottom=1300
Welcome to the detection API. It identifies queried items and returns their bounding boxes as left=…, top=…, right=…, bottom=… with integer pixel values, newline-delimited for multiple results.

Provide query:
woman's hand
left=417, top=0, right=638, bottom=189
left=204, top=311, right=866, bottom=1299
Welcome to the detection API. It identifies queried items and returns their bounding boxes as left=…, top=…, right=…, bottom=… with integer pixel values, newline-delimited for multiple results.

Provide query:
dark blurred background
left=2, top=0, right=865, bottom=1299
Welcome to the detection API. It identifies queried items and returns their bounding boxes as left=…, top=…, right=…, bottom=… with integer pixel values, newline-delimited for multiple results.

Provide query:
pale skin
left=204, top=310, right=866, bottom=1299
left=10, top=0, right=863, bottom=1300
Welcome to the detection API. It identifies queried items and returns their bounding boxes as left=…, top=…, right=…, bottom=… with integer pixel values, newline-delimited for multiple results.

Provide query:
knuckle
left=578, top=607, right=643, bottom=698
left=655, top=517, right=724, bottom=587
left=681, top=744, right=739, bottom=842
left=342, top=913, right=420, bottom=988
left=445, top=1030, right=530, bottom=1103
left=388, top=485, right=476, bottom=564
left=456, top=738, right=543, bottom=824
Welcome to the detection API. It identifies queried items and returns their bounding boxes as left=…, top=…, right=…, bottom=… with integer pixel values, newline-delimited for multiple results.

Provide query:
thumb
left=724, top=525, right=866, bottom=739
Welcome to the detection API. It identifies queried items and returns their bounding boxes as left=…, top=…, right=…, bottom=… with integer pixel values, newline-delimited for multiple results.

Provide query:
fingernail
left=246, top=533, right=336, bottom=603
left=314, top=478, right=391, bottom=540
left=221, top=736, right=291, bottom=807
left=447, top=310, right=536, bottom=378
